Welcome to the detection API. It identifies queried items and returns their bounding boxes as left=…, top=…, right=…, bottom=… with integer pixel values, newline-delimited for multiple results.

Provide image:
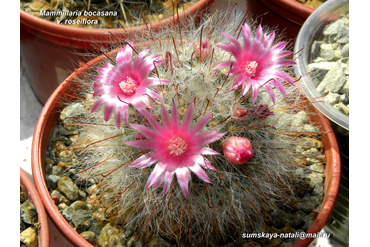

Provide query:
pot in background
left=247, top=0, right=317, bottom=42
left=20, top=168, right=50, bottom=247
left=20, top=0, right=215, bottom=105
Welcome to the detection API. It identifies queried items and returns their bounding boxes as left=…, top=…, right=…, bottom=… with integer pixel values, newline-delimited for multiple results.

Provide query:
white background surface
left=17, top=0, right=350, bottom=246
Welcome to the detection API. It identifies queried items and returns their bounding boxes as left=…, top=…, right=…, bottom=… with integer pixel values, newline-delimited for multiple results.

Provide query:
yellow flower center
left=119, top=77, right=138, bottom=96
left=243, top=61, right=258, bottom=77
left=168, top=136, right=188, bottom=156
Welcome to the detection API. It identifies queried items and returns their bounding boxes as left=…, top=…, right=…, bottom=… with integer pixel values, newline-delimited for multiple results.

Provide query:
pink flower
left=124, top=102, right=226, bottom=199
left=91, top=42, right=171, bottom=128
left=222, top=137, right=254, bottom=165
left=215, top=24, right=296, bottom=103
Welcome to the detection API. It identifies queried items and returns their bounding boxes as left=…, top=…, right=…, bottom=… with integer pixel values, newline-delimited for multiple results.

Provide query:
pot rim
left=20, top=0, right=215, bottom=43
left=20, top=167, right=50, bottom=247
left=32, top=47, right=341, bottom=247
left=260, top=0, right=315, bottom=25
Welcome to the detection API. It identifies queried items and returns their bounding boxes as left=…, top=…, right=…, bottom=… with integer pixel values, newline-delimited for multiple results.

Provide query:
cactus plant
left=48, top=7, right=328, bottom=246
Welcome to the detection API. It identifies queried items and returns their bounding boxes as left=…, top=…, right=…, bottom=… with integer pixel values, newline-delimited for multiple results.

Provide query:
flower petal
left=145, top=162, right=166, bottom=190
left=91, top=96, right=106, bottom=113
left=242, top=23, right=252, bottom=49
left=162, top=171, right=175, bottom=195
left=252, top=84, right=260, bottom=103
left=188, top=163, right=211, bottom=183
left=197, top=131, right=226, bottom=145
left=263, top=83, right=276, bottom=104
left=130, top=123, right=160, bottom=140
left=171, top=101, right=180, bottom=130
left=199, top=147, right=220, bottom=155
left=104, top=103, right=115, bottom=122
left=181, top=101, right=194, bottom=130
left=213, top=61, right=233, bottom=70
left=241, top=78, right=252, bottom=96
left=131, top=98, right=147, bottom=115
left=192, top=155, right=216, bottom=170
left=124, top=140, right=157, bottom=150
left=129, top=153, right=156, bottom=168
left=216, top=43, right=240, bottom=58
left=133, top=48, right=150, bottom=71
left=115, top=104, right=128, bottom=128
left=175, top=167, right=191, bottom=199
left=221, top=32, right=242, bottom=52
left=191, top=112, right=213, bottom=133
left=116, top=44, right=133, bottom=72
left=140, top=77, right=172, bottom=88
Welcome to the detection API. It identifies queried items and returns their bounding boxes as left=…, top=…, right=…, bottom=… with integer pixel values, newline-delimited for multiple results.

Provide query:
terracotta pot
left=32, top=48, right=340, bottom=246
left=20, top=0, right=215, bottom=105
left=247, top=0, right=316, bottom=42
left=291, top=101, right=341, bottom=247
left=20, top=168, right=50, bottom=247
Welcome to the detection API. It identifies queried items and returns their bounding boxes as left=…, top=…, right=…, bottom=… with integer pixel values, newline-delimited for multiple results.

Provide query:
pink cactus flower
left=222, top=137, right=253, bottom=165
left=91, top=42, right=171, bottom=128
left=215, top=23, right=296, bottom=103
left=124, top=102, right=226, bottom=199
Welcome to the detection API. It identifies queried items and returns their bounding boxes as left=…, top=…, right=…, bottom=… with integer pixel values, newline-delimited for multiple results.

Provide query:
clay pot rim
left=260, top=0, right=316, bottom=25
left=20, top=168, right=50, bottom=247
left=269, top=0, right=315, bottom=14
left=20, top=0, right=215, bottom=41
left=32, top=47, right=340, bottom=247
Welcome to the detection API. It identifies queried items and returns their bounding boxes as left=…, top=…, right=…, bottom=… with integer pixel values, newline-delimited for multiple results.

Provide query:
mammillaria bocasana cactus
left=55, top=7, right=325, bottom=246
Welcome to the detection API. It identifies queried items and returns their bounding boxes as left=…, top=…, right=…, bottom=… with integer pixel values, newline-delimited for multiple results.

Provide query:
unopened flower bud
left=193, top=41, right=213, bottom=60
left=231, top=107, right=249, bottom=123
left=222, top=137, right=253, bottom=165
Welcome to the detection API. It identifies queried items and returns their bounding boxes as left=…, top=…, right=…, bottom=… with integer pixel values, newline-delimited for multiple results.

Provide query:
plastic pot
left=294, top=0, right=349, bottom=130
left=20, top=0, right=215, bottom=105
left=20, top=168, right=50, bottom=247
left=247, top=0, right=317, bottom=42
left=32, top=47, right=340, bottom=246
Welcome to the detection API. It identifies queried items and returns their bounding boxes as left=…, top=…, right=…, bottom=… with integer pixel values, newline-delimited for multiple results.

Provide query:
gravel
left=20, top=185, right=40, bottom=247
left=308, top=14, right=350, bottom=115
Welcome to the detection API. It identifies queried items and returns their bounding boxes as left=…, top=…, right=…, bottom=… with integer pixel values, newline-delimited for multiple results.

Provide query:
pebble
left=62, top=201, right=93, bottom=233
left=146, top=234, right=170, bottom=247
left=58, top=176, right=80, bottom=201
left=97, top=223, right=126, bottom=247
left=47, top=174, right=60, bottom=190
left=316, top=65, right=346, bottom=94
left=81, top=231, right=98, bottom=246
left=308, top=14, right=349, bottom=115
left=20, top=227, right=38, bottom=247
left=20, top=200, right=38, bottom=225
left=72, top=210, right=94, bottom=233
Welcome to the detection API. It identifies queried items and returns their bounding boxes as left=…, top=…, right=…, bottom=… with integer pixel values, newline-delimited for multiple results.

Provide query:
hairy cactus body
left=54, top=7, right=324, bottom=245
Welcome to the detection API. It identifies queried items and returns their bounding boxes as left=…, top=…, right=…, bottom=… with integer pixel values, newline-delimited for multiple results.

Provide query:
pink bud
left=231, top=107, right=249, bottom=123
left=249, top=104, right=274, bottom=119
left=222, top=137, right=253, bottom=165
left=193, top=41, right=213, bottom=60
